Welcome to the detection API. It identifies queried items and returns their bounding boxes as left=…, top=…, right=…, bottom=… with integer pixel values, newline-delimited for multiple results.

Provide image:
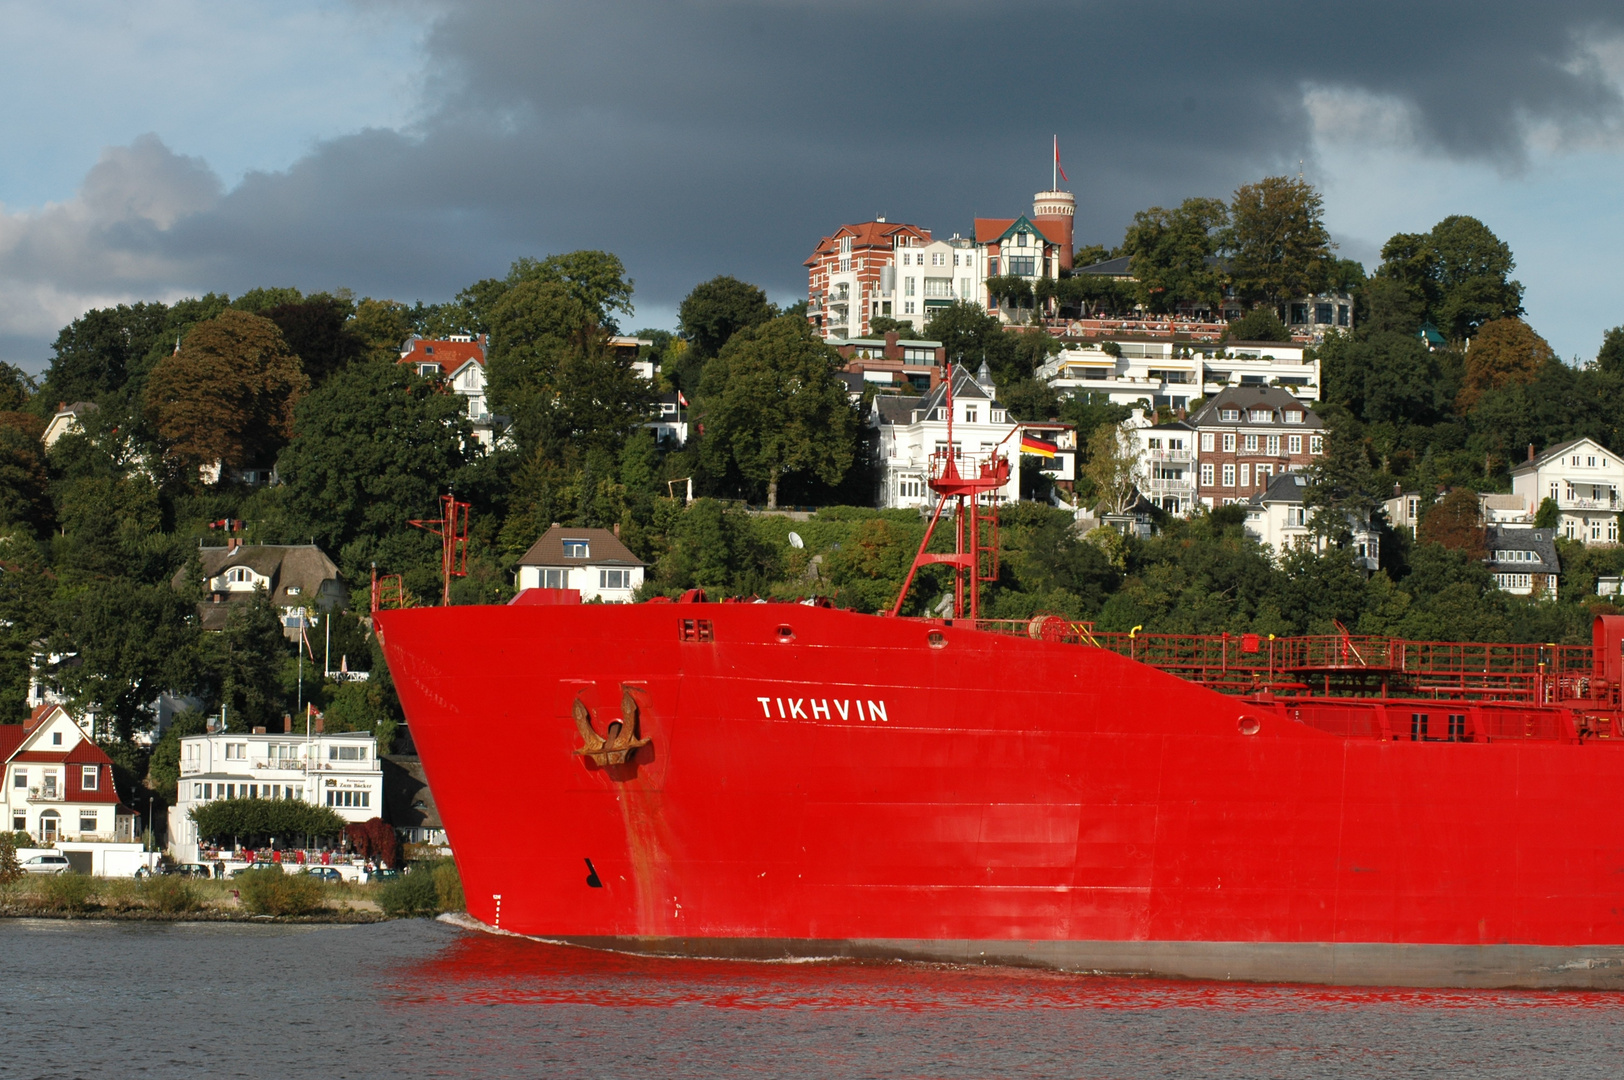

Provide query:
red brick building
left=1189, top=386, right=1324, bottom=508
left=805, top=219, right=931, bottom=340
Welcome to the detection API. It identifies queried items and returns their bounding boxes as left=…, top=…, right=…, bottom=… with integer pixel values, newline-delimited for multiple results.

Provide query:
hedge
left=188, top=798, right=347, bottom=843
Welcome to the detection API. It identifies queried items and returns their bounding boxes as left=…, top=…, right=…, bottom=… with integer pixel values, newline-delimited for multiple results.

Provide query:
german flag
left=1020, top=433, right=1058, bottom=458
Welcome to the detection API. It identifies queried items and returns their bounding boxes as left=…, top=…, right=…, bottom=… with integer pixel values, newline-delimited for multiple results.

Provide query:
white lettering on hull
left=755, top=694, right=890, bottom=722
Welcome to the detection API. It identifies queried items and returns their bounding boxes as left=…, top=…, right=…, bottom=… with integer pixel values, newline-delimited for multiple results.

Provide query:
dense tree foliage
left=1225, top=176, right=1335, bottom=308
left=678, top=276, right=775, bottom=358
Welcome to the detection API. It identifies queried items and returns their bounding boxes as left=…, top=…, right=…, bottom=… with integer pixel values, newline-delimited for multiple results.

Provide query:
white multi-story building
left=893, top=236, right=979, bottom=330
left=400, top=334, right=502, bottom=447
left=805, top=219, right=933, bottom=340
left=871, top=365, right=1023, bottom=509
left=1244, top=472, right=1379, bottom=571
left=168, top=729, right=384, bottom=861
left=1039, top=339, right=1319, bottom=409
left=1131, top=417, right=1199, bottom=515
left=1510, top=438, right=1624, bottom=545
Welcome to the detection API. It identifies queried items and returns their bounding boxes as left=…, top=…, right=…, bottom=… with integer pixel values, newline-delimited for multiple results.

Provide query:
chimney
left=315, top=717, right=324, bottom=734
left=283, top=715, right=292, bottom=733
left=613, top=522, right=620, bottom=537
left=1528, top=443, right=1536, bottom=462
left=252, top=725, right=266, bottom=734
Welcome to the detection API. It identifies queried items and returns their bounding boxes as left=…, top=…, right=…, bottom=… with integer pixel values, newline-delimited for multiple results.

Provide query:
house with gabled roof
left=806, top=219, right=933, bottom=341
left=517, top=526, right=646, bottom=602
left=974, top=214, right=1069, bottom=324
left=870, top=363, right=1051, bottom=509
left=399, top=333, right=505, bottom=447
left=2, top=703, right=133, bottom=844
left=1510, top=438, right=1624, bottom=546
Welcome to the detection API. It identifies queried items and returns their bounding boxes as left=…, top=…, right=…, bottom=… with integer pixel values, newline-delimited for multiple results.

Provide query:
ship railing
left=962, top=619, right=1601, bottom=706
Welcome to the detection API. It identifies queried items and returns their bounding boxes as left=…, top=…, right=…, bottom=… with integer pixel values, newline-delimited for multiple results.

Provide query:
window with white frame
left=224, top=743, right=246, bottom=760
left=541, top=568, right=568, bottom=589
left=1309, top=435, right=1324, bottom=454
left=1286, top=507, right=1306, bottom=526
left=225, top=567, right=255, bottom=584
left=328, top=745, right=366, bottom=761
left=80, top=766, right=97, bottom=790
left=905, top=277, right=916, bottom=296
left=1266, top=435, right=1280, bottom=455
left=1223, top=433, right=1237, bottom=452
left=562, top=539, right=590, bottom=558
left=79, top=812, right=97, bottom=834
left=1289, top=434, right=1302, bottom=454
left=1243, top=434, right=1259, bottom=452
left=326, top=789, right=370, bottom=809
left=12, top=769, right=25, bottom=789
left=1222, top=464, right=1236, bottom=487
left=1200, top=432, right=1215, bottom=452
left=1239, top=464, right=1251, bottom=487
left=964, top=407, right=977, bottom=423
left=1219, top=409, right=1240, bottom=421
left=600, top=569, right=632, bottom=590
left=1200, top=463, right=1215, bottom=486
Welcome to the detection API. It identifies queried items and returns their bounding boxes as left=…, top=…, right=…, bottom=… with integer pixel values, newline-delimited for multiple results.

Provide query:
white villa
left=168, top=729, right=384, bottom=862
left=871, top=364, right=1023, bottom=509
left=4, top=704, right=134, bottom=845
left=1245, top=472, right=1380, bottom=571
left=1510, top=438, right=1624, bottom=545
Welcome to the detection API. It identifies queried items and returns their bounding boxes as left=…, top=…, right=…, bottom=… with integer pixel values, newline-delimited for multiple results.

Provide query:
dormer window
left=562, top=540, right=590, bottom=558
left=419, top=363, right=439, bottom=377
left=1284, top=410, right=1304, bottom=424
left=286, top=586, right=301, bottom=596
left=1219, top=409, right=1240, bottom=422
left=225, top=567, right=255, bottom=585
left=1017, top=232, right=1028, bottom=247
left=991, top=410, right=1006, bottom=423
left=424, top=346, right=434, bottom=354
left=1248, top=409, right=1273, bottom=422
left=964, top=407, right=977, bottom=423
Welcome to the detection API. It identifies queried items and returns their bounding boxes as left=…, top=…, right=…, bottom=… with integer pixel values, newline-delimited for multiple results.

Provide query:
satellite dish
left=788, top=532, right=805, bottom=549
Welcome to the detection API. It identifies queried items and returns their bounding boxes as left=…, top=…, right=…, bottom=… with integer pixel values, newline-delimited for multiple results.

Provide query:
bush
left=377, top=869, right=440, bottom=916
left=433, top=861, right=464, bottom=912
left=141, top=875, right=201, bottom=914
left=37, top=872, right=95, bottom=912
left=236, top=866, right=326, bottom=916
left=190, top=798, right=346, bottom=846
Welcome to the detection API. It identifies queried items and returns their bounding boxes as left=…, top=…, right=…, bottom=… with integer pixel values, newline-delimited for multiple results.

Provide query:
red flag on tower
left=1054, top=135, right=1068, bottom=184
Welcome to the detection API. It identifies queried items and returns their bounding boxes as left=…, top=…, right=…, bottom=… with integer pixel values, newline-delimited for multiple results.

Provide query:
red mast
left=409, top=494, right=471, bottom=607
left=888, top=362, right=1009, bottom=620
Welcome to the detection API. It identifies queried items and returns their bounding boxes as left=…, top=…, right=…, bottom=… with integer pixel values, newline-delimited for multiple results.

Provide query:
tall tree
left=263, top=293, right=362, bottom=385
left=276, top=360, right=473, bottom=582
left=0, top=413, right=51, bottom=535
left=1121, top=197, right=1229, bottom=313
left=52, top=580, right=200, bottom=739
left=456, top=253, right=635, bottom=335
left=1457, top=317, right=1556, bottom=411
left=1373, top=216, right=1522, bottom=342
left=1083, top=421, right=1146, bottom=516
left=1596, top=326, right=1624, bottom=376
left=1225, top=176, right=1335, bottom=308
left=203, top=593, right=290, bottom=733
left=678, top=276, right=775, bottom=358
left=697, top=316, right=856, bottom=509
left=145, top=310, right=309, bottom=473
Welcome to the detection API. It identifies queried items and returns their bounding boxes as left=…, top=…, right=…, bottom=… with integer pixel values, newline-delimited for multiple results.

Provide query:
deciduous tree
left=145, top=310, right=309, bottom=473
left=1225, top=176, right=1335, bottom=308
left=1458, top=317, right=1555, bottom=411
left=678, top=276, right=775, bottom=357
left=1084, top=421, right=1145, bottom=516
left=698, top=317, right=856, bottom=509
left=1122, top=197, right=1229, bottom=313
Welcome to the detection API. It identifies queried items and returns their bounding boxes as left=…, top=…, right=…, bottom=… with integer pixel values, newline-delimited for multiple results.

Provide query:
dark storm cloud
left=6, top=0, right=1624, bottom=363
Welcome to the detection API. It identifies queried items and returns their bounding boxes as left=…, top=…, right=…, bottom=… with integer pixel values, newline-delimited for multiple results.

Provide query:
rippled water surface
left=4, top=917, right=1622, bottom=1079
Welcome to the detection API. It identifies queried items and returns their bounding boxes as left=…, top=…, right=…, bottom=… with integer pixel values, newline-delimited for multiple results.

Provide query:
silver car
left=21, top=853, right=70, bottom=875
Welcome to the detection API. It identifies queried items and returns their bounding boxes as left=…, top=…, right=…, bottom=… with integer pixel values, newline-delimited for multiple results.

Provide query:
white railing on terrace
left=1560, top=497, right=1620, bottom=511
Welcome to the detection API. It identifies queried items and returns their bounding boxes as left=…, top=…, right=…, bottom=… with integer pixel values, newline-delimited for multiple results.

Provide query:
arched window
left=225, top=567, right=254, bottom=585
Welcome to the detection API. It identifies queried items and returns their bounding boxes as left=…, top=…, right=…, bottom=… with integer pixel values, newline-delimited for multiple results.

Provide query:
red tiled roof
left=65, top=741, right=113, bottom=765
left=974, top=218, right=1068, bottom=246
left=0, top=726, right=23, bottom=759
left=805, top=222, right=931, bottom=266
left=12, top=751, right=69, bottom=763
left=399, top=337, right=486, bottom=371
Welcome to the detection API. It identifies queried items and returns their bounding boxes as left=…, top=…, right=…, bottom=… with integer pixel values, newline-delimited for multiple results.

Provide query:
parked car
left=21, top=853, right=70, bottom=875
left=170, top=863, right=213, bottom=879
left=365, top=868, right=400, bottom=884
left=303, top=867, right=343, bottom=883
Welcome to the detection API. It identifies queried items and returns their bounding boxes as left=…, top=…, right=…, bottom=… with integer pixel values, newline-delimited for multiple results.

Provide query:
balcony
left=1559, top=497, right=1619, bottom=512
left=27, top=786, right=64, bottom=803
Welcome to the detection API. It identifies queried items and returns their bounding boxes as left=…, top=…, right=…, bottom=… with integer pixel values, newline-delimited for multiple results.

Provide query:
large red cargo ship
left=378, top=385, right=1624, bottom=988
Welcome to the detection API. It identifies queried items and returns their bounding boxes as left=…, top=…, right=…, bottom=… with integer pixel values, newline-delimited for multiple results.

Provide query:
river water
left=4, top=917, right=1621, bottom=1079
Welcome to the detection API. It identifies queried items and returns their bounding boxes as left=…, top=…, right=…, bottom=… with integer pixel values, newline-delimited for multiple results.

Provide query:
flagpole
left=1053, top=135, right=1057, bottom=191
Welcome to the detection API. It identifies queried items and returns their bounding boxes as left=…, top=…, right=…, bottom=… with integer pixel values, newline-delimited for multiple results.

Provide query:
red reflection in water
left=390, top=928, right=1624, bottom=1013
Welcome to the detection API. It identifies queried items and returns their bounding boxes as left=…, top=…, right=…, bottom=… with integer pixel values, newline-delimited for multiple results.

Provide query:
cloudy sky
left=3, top=0, right=1624, bottom=373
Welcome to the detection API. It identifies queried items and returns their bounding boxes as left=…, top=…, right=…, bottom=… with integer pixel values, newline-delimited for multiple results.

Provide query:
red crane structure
left=889, top=363, right=1009, bottom=620
left=409, top=494, right=471, bottom=607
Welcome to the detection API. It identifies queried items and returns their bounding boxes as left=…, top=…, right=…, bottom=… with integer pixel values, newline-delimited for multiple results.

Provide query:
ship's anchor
left=573, top=689, right=651, bottom=766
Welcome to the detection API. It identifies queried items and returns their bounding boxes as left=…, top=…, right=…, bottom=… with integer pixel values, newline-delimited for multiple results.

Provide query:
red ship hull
left=378, top=601, right=1624, bottom=987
